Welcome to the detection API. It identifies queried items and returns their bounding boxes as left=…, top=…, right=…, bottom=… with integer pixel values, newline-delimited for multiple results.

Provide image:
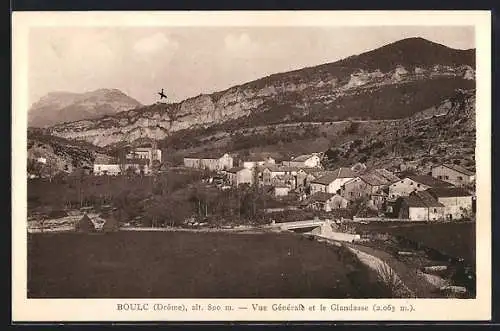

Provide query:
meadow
left=28, top=231, right=390, bottom=298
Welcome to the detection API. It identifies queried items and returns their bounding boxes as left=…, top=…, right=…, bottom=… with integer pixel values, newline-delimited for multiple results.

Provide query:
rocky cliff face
left=29, top=88, right=143, bottom=128
left=47, top=38, right=475, bottom=148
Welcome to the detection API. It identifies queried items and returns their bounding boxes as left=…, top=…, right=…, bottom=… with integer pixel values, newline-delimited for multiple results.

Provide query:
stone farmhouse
left=301, top=192, right=349, bottom=212
left=394, top=190, right=445, bottom=221
left=431, top=163, right=475, bottom=187
left=388, top=174, right=452, bottom=200
left=282, top=153, right=322, bottom=168
left=310, top=167, right=356, bottom=195
left=426, top=187, right=473, bottom=220
left=341, top=169, right=400, bottom=201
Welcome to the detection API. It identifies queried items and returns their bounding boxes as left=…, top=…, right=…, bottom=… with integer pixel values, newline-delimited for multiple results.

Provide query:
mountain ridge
left=45, top=37, right=475, bottom=147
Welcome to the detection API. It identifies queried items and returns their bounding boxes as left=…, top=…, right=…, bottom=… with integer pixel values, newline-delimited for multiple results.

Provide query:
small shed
left=75, top=214, right=96, bottom=233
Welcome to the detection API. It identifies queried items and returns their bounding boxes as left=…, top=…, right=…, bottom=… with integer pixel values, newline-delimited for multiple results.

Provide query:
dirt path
left=345, top=243, right=439, bottom=298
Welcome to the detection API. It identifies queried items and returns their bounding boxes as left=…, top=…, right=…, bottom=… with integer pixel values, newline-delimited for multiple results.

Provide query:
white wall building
left=310, top=168, right=356, bottom=195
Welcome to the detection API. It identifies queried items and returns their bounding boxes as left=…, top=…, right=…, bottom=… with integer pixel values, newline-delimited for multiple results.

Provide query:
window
left=417, top=184, right=421, bottom=187
left=410, top=182, right=413, bottom=185
left=457, top=176, right=463, bottom=181
left=438, top=176, right=443, bottom=179
left=444, top=176, right=449, bottom=180
left=433, top=208, right=437, bottom=213
left=350, top=192, right=353, bottom=196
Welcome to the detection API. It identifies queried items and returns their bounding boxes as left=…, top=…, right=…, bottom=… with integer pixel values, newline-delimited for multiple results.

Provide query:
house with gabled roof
left=426, top=187, right=473, bottom=220
left=388, top=174, right=453, bottom=200
left=282, top=153, right=322, bottom=168
left=93, top=156, right=121, bottom=176
left=301, top=192, right=349, bottom=212
left=310, top=167, right=356, bottom=195
left=431, top=163, right=475, bottom=187
left=340, top=168, right=399, bottom=208
left=242, top=154, right=276, bottom=169
left=395, top=190, right=445, bottom=221
left=226, top=166, right=253, bottom=186
left=296, top=167, right=325, bottom=188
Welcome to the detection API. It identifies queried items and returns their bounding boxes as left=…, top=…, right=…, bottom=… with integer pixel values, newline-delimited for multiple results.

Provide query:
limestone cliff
left=46, top=38, right=475, bottom=148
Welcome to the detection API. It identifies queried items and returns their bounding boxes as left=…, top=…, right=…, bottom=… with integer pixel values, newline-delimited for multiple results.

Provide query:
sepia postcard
left=12, top=10, right=492, bottom=322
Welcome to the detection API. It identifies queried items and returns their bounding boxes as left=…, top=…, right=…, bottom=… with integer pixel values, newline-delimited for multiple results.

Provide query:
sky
left=28, top=26, right=474, bottom=106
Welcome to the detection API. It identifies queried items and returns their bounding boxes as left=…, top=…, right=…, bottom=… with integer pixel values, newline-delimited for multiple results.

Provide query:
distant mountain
left=47, top=37, right=475, bottom=147
left=28, top=88, right=143, bottom=128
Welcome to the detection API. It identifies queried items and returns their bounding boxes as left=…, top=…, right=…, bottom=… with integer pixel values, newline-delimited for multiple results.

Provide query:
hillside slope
left=27, top=129, right=109, bottom=174
left=29, top=88, right=143, bottom=128
left=47, top=38, right=475, bottom=147
left=158, top=89, right=475, bottom=175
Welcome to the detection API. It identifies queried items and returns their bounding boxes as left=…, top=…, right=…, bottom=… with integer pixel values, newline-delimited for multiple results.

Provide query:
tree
left=118, top=149, right=129, bottom=175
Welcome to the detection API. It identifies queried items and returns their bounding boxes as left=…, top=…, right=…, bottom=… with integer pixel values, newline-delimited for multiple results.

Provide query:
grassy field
left=351, top=222, right=475, bottom=265
left=28, top=231, right=389, bottom=298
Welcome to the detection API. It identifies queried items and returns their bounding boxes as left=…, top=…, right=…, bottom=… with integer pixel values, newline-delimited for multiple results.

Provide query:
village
left=27, top=143, right=477, bottom=299
left=84, top=142, right=476, bottom=224
left=27, top=139, right=476, bottom=231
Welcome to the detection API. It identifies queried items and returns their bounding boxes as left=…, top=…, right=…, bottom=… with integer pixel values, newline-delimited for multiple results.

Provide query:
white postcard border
left=12, top=10, right=492, bottom=322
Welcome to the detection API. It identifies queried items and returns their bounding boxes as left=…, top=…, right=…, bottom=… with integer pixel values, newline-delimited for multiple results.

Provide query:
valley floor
left=27, top=231, right=389, bottom=299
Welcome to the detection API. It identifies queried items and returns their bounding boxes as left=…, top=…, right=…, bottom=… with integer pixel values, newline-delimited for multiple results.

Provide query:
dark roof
left=406, top=175, right=453, bottom=188
left=226, top=166, right=247, bottom=173
left=435, top=163, right=475, bottom=176
left=94, top=156, right=117, bottom=165
left=126, top=158, right=149, bottom=165
left=360, top=174, right=388, bottom=186
left=184, top=152, right=229, bottom=160
left=311, top=167, right=355, bottom=185
left=426, top=187, right=472, bottom=198
left=371, top=169, right=400, bottom=183
left=306, top=192, right=335, bottom=203
left=404, top=191, right=444, bottom=208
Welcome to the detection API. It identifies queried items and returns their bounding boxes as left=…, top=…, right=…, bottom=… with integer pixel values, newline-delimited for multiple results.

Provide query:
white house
left=227, top=167, right=253, bottom=186
left=93, top=163, right=121, bottom=176
left=282, top=153, right=322, bottom=168
left=260, top=165, right=300, bottom=186
left=242, top=156, right=276, bottom=169
left=126, top=147, right=162, bottom=164
left=426, top=187, right=473, bottom=220
left=431, top=163, right=475, bottom=187
left=310, top=167, right=356, bottom=195
left=396, top=191, right=445, bottom=221
left=184, top=153, right=233, bottom=171
left=388, top=175, right=452, bottom=200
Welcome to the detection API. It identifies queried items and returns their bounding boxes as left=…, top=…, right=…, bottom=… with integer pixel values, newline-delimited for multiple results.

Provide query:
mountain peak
left=29, top=88, right=143, bottom=128
left=337, top=36, right=475, bottom=71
